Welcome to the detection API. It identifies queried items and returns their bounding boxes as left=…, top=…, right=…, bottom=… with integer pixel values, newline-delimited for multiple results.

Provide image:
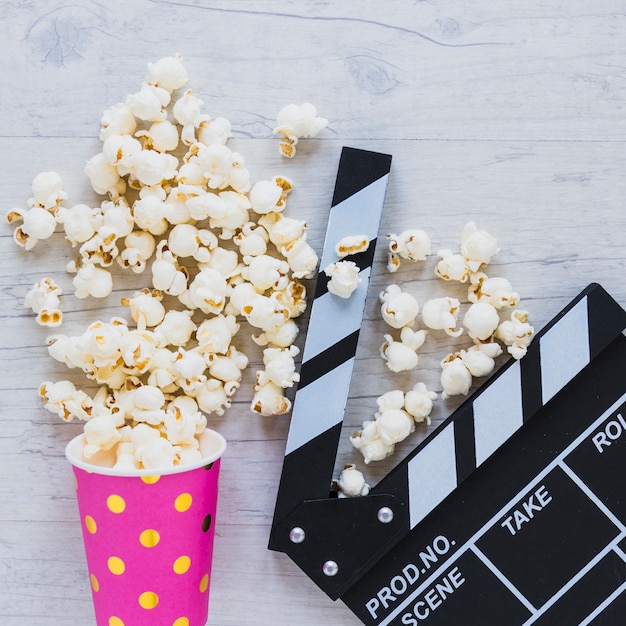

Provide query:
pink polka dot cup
left=66, top=429, right=226, bottom=626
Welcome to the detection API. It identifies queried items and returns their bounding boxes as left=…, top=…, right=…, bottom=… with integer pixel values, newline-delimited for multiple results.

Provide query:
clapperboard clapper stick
left=269, top=148, right=626, bottom=625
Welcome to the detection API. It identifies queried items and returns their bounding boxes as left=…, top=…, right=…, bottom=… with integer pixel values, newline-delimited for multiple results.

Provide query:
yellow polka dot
left=173, top=618, right=189, bottom=626
left=107, top=556, right=126, bottom=575
left=85, top=515, right=97, bottom=534
left=174, top=492, right=193, bottom=512
left=109, top=618, right=124, bottom=626
left=141, top=475, right=160, bottom=484
left=173, top=555, right=191, bottom=575
left=73, top=473, right=78, bottom=490
left=139, top=529, right=160, bottom=548
left=107, top=494, right=126, bottom=514
left=199, top=573, right=209, bottom=593
left=90, top=573, right=99, bottom=592
left=138, top=591, right=159, bottom=609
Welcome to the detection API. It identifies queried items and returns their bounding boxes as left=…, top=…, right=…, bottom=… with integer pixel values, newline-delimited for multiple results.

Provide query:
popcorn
left=126, top=83, right=170, bottom=122
left=404, top=382, right=438, bottom=423
left=273, top=280, right=307, bottom=319
left=100, top=103, right=137, bottom=141
left=462, top=302, right=500, bottom=342
left=136, top=120, right=180, bottom=153
left=249, top=179, right=286, bottom=215
left=194, top=378, right=232, bottom=416
left=145, top=54, right=189, bottom=92
left=55, top=203, right=103, bottom=246
left=496, top=310, right=535, bottom=359
left=376, top=407, right=415, bottom=446
left=335, top=465, right=370, bottom=498
left=458, top=342, right=503, bottom=377
left=280, top=234, right=319, bottom=279
left=350, top=421, right=394, bottom=464
left=386, top=229, right=431, bottom=272
left=460, top=221, right=500, bottom=272
left=172, top=347, right=208, bottom=393
left=7, top=205, right=57, bottom=250
left=335, top=234, right=369, bottom=259
left=208, top=346, right=248, bottom=384
left=468, top=272, right=520, bottom=309
left=118, top=230, right=156, bottom=273
left=380, top=327, right=427, bottom=373
left=421, top=297, right=463, bottom=337
left=257, top=346, right=300, bottom=388
left=151, top=240, right=189, bottom=296
left=250, top=377, right=291, bottom=416
left=155, top=309, right=197, bottom=347
left=133, top=185, right=169, bottom=235
left=83, top=411, right=125, bottom=458
left=84, top=152, right=125, bottom=197
left=241, top=293, right=289, bottom=331
left=435, top=249, right=471, bottom=283
left=168, top=223, right=214, bottom=262
left=234, top=221, right=269, bottom=257
left=258, top=212, right=306, bottom=247
left=379, top=284, right=419, bottom=329
left=102, top=134, right=143, bottom=174
left=163, top=396, right=207, bottom=447
left=173, top=89, right=207, bottom=145
left=242, top=254, right=290, bottom=292
left=29, top=171, right=67, bottom=210
left=10, top=55, right=331, bottom=469
left=197, top=116, right=232, bottom=146
left=273, top=103, right=328, bottom=157
left=72, top=263, right=113, bottom=299
left=324, top=260, right=361, bottom=298
left=24, top=278, right=63, bottom=327
left=252, top=318, right=299, bottom=348
left=182, top=267, right=227, bottom=314
left=196, top=314, right=240, bottom=355
left=129, top=149, right=179, bottom=187
left=39, top=380, right=93, bottom=422
left=440, top=354, right=472, bottom=399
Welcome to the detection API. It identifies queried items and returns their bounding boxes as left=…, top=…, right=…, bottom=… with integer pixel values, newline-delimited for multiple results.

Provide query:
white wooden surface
left=2, top=2, right=626, bottom=625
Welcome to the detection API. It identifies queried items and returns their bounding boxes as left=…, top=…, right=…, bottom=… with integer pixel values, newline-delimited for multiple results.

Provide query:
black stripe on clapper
left=298, top=330, right=360, bottom=390
left=520, top=338, right=543, bottom=423
left=586, top=282, right=626, bottom=359
left=453, top=403, right=477, bottom=484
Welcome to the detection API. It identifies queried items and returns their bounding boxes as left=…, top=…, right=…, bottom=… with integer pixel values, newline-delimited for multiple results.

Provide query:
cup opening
left=65, top=428, right=226, bottom=476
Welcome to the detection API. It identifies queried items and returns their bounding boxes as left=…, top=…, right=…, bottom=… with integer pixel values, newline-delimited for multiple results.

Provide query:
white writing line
left=471, top=545, right=536, bottom=614
left=579, top=579, right=626, bottom=626
left=522, top=536, right=625, bottom=625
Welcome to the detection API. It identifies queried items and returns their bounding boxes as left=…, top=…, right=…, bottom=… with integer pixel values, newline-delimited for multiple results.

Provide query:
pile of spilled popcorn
left=7, top=54, right=328, bottom=470
left=335, top=224, right=535, bottom=497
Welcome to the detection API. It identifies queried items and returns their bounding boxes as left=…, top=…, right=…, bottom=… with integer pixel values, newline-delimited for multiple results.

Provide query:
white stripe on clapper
left=473, top=360, right=524, bottom=467
left=317, top=175, right=389, bottom=271
left=540, top=296, right=590, bottom=404
left=408, top=424, right=458, bottom=528
left=301, top=267, right=371, bottom=362
left=285, top=358, right=355, bottom=455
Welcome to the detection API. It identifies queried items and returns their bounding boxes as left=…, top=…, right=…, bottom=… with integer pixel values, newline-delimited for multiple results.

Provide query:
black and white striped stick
left=270, top=147, right=392, bottom=548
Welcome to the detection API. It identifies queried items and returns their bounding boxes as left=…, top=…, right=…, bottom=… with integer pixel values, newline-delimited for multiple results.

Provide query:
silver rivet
left=289, top=527, right=306, bottom=544
left=377, top=506, right=394, bottom=524
left=322, top=560, right=339, bottom=577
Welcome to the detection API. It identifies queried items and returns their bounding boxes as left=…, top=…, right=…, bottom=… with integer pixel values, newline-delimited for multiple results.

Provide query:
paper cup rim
left=65, top=428, right=226, bottom=477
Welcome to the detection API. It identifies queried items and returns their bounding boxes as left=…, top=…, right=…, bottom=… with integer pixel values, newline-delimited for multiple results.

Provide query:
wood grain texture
left=1, top=2, right=625, bottom=624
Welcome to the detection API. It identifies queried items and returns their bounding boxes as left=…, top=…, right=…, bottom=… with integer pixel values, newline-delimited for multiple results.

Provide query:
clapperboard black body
left=269, top=147, right=626, bottom=625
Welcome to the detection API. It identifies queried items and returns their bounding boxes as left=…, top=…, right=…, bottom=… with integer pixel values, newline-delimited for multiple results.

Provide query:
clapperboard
left=269, top=147, right=626, bottom=625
